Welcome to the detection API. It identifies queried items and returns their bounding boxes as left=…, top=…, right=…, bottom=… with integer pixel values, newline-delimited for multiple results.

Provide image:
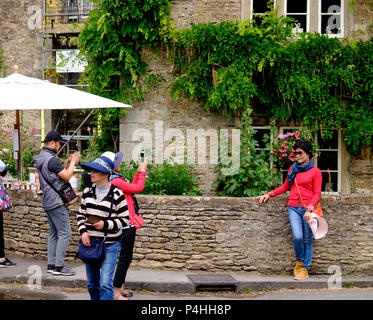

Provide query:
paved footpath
left=1, top=256, right=373, bottom=294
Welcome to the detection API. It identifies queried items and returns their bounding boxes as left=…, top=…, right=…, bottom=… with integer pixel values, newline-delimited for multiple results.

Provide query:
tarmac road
left=1, top=283, right=373, bottom=300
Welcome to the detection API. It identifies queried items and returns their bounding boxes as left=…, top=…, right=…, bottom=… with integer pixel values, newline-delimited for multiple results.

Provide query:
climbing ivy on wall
left=78, top=0, right=173, bottom=150
left=78, top=2, right=373, bottom=195
left=168, top=13, right=373, bottom=156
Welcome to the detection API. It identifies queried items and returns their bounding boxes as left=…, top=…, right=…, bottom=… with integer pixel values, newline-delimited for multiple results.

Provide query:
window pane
left=253, top=0, right=271, bottom=14
left=321, top=14, right=341, bottom=34
left=283, top=128, right=299, bottom=134
left=322, top=171, right=338, bottom=192
left=253, top=129, right=270, bottom=149
left=318, top=151, right=338, bottom=170
left=287, top=15, right=307, bottom=31
left=318, top=131, right=338, bottom=149
left=252, top=15, right=265, bottom=27
left=321, top=0, right=341, bottom=14
left=287, top=0, right=307, bottom=13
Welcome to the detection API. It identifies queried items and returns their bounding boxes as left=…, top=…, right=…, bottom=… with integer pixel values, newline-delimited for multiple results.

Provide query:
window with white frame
left=315, top=130, right=341, bottom=193
left=285, top=0, right=309, bottom=33
left=251, top=0, right=275, bottom=26
left=253, top=127, right=272, bottom=163
left=280, top=127, right=341, bottom=193
left=319, top=0, right=343, bottom=37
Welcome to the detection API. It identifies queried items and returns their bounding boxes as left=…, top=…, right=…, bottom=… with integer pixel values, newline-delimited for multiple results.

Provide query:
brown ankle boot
left=293, top=261, right=303, bottom=277
left=294, top=268, right=309, bottom=280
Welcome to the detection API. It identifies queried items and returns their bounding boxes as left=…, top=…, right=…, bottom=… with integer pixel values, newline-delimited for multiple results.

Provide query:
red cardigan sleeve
left=111, top=172, right=146, bottom=194
left=269, top=166, right=292, bottom=197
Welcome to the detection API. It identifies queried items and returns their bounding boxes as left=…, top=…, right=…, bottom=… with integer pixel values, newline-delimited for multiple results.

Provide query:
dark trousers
left=113, top=226, right=136, bottom=288
left=0, top=212, right=5, bottom=258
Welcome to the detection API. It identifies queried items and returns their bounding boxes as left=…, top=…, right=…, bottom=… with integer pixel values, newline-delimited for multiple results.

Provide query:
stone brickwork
left=171, top=0, right=242, bottom=30
left=3, top=191, right=373, bottom=276
left=351, top=0, right=373, bottom=40
left=0, top=0, right=43, bottom=131
left=349, top=159, right=373, bottom=193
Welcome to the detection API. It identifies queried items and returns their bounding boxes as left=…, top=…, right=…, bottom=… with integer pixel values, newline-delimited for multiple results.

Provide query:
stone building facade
left=0, top=0, right=44, bottom=132
left=3, top=190, right=373, bottom=276
left=0, top=0, right=372, bottom=194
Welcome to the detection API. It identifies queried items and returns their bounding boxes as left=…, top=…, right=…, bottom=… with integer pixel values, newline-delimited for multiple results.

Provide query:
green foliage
left=0, top=126, right=41, bottom=180
left=214, top=110, right=282, bottom=197
left=169, top=17, right=373, bottom=156
left=78, top=0, right=173, bottom=152
left=119, top=159, right=201, bottom=196
left=342, top=40, right=373, bottom=154
left=169, top=13, right=294, bottom=119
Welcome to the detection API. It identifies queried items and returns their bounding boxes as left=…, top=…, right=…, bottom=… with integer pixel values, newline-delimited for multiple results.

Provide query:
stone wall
left=0, top=0, right=43, bottom=131
left=3, top=191, right=373, bottom=276
left=351, top=0, right=373, bottom=40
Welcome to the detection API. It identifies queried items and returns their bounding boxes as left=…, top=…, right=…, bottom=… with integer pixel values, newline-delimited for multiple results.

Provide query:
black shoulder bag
left=39, top=158, right=78, bottom=207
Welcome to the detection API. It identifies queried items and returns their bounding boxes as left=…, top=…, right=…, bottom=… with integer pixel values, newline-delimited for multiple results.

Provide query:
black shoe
left=47, top=264, right=55, bottom=273
left=52, top=266, right=76, bottom=276
left=0, top=258, right=16, bottom=268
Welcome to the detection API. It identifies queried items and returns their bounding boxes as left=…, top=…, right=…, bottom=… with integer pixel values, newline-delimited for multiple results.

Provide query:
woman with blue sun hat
left=77, top=153, right=129, bottom=300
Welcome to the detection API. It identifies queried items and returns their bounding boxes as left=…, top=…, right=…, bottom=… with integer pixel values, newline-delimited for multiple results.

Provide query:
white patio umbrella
left=0, top=67, right=132, bottom=179
left=0, top=71, right=131, bottom=109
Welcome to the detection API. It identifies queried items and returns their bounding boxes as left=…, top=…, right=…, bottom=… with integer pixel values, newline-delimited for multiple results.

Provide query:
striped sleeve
left=103, top=188, right=129, bottom=232
left=77, top=187, right=89, bottom=235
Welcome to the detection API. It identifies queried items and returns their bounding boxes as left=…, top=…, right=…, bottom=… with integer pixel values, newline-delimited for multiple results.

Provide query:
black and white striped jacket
left=77, top=184, right=129, bottom=244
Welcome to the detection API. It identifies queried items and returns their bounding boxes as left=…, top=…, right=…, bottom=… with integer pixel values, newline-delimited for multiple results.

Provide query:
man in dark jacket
left=33, top=130, right=80, bottom=276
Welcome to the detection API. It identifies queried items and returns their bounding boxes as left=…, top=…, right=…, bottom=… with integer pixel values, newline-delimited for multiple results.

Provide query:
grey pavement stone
left=1, top=256, right=373, bottom=294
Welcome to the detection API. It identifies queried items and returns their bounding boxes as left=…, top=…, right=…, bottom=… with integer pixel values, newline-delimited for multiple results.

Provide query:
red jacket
left=269, top=165, right=322, bottom=210
left=110, top=171, right=146, bottom=225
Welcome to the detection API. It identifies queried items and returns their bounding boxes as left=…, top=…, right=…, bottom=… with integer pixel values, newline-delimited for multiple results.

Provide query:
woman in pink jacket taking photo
left=102, top=151, right=147, bottom=300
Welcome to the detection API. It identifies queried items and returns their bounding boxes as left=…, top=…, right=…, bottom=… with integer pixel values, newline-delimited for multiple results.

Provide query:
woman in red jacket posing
left=103, top=151, right=147, bottom=300
left=257, top=140, right=322, bottom=280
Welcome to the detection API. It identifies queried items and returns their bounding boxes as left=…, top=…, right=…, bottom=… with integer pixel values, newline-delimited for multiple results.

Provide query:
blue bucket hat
left=81, top=156, right=115, bottom=175
left=114, top=152, right=123, bottom=169
left=100, top=151, right=123, bottom=170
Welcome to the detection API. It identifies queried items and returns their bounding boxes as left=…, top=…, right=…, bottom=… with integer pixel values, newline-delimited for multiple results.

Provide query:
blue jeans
left=85, top=241, right=121, bottom=300
left=288, top=204, right=313, bottom=270
left=46, top=205, right=72, bottom=267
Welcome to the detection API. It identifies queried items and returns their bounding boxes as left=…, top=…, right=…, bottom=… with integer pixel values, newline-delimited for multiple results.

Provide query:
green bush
left=119, top=159, right=202, bottom=196
left=0, top=126, right=41, bottom=180
left=214, top=110, right=282, bottom=197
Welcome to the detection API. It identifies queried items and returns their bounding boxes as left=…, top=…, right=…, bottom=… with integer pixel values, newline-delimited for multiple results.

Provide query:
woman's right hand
left=138, top=161, right=147, bottom=172
left=257, top=194, right=270, bottom=204
left=82, top=232, right=91, bottom=247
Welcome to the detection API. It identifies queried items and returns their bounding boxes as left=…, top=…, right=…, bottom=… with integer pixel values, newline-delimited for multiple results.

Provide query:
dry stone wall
left=3, top=191, right=373, bottom=276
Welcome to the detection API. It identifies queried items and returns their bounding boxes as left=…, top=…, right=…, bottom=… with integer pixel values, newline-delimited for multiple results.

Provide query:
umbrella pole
left=56, top=109, right=94, bottom=157
left=15, top=110, right=22, bottom=181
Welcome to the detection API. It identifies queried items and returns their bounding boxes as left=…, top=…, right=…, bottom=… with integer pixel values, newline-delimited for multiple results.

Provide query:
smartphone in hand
left=86, top=216, right=101, bottom=224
